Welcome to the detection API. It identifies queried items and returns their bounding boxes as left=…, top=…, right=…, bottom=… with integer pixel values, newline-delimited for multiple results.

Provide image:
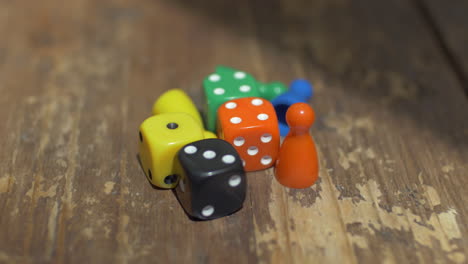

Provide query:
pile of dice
left=138, top=66, right=319, bottom=220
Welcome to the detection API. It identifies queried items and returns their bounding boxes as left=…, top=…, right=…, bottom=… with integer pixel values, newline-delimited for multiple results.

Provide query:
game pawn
left=271, top=79, right=313, bottom=136
left=275, top=103, right=319, bottom=189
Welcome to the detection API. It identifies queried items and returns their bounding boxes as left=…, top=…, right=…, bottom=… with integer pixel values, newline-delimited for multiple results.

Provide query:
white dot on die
left=203, top=150, right=216, bottom=159
left=234, top=72, right=246, bottom=79
left=184, top=145, right=197, bottom=154
left=209, top=74, right=221, bottom=82
left=230, top=117, right=242, bottom=124
left=251, top=98, right=263, bottom=106
left=214, top=88, right=225, bottom=95
left=247, top=146, right=259, bottom=156
left=225, top=102, right=237, bottom=109
left=261, top=156, right=272, bottom=165
left=233, top=137, right=245, bottom=146
left=201, top=205, right=215, bottom=217
left=239, top=85, right=251, bottom=92
left=229, top=175, right=242, bottom=187
left=261, top=133, right=272, bottom=143
left=222, top=155, right=236, bottom=164
left=257, top=113, right=269, bottom=121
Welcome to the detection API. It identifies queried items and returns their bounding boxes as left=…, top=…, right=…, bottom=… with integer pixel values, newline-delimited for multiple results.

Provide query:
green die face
left=203, top=66, right=260, bottom=132
left=258, top=82, right=288, bottom=101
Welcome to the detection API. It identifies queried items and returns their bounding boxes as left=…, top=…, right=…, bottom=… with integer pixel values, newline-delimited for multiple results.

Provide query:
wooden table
left=1, top=0, right=467, bottom=263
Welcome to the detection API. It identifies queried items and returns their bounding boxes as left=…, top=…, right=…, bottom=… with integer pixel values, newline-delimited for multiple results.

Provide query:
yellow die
left=152, top=89, right=204, bottom=126
left=152, top=89, right=216, bottom=139
left=139, top=112, right=209, bottom=188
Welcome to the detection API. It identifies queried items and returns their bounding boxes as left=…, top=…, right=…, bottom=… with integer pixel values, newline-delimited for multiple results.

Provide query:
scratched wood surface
left=0, top=0, right=468, bottom=263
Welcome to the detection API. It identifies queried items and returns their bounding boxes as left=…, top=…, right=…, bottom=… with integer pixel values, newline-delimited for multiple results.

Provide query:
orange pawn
left=275, top=103, right=319, bottom=188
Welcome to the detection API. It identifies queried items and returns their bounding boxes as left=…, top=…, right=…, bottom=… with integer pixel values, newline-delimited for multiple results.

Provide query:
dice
left=174, top=139, right=246, bottom=220
left=217, top=97, right=280, bottom=171
left=203, top=66, right=260, bottom=132
left=257, top=81, right=288, bottom=101
left=153, top=89, right=216, bottom=139
left=138, top=112, right=214, bottom=189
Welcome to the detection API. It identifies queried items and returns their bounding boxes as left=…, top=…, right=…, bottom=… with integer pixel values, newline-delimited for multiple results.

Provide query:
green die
left=203, top=66, right=261, bottom=132
left=257, top=82, right=288, bottom=101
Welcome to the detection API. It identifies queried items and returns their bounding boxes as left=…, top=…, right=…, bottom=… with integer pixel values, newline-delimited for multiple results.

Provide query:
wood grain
left=0, top=0, right=467, bottom=263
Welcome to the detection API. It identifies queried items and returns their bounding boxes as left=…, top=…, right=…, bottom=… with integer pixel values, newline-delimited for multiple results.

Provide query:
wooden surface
left=1, top=0, right=468, bottom=263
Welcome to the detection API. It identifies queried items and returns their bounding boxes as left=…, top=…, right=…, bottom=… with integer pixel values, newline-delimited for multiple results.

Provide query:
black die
left=174, top=138, right=246, bottom=220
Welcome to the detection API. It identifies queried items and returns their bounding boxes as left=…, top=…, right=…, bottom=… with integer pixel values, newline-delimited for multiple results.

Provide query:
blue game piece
left=271, top=79, right=313, bottom=136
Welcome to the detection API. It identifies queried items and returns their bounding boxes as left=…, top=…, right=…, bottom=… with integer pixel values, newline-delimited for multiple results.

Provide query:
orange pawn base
left=275, top=103, right=319, bottom=189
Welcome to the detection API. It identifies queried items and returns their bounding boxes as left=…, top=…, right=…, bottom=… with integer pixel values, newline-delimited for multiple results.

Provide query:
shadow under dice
left=217, top=97, right=280, bottom=172
left=174, top=139, right=247, bottom=220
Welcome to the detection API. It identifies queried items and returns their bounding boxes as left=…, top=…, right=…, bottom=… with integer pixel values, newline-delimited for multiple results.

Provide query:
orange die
left=217, top=97, right=280, bottom=171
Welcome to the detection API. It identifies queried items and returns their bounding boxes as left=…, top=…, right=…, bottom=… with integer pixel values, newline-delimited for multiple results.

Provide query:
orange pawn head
left=275, top=103, right=319, bottom=188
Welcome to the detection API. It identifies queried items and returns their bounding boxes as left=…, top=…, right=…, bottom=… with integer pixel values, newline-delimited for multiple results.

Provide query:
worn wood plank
left=172, top=0, right=468, bottom=263
left=241, top=0, right=468, bottom=263
left=0, top=0, right=468, bottom=263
